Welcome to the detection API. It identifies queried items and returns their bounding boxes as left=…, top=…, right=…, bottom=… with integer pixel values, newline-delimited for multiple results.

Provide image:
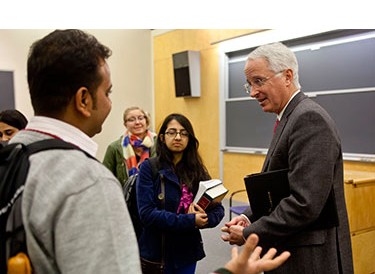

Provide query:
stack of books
left=193, top=179, right=228, bottom=210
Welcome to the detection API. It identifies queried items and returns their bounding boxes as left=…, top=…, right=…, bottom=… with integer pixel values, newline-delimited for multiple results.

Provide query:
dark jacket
left=243, top=92, right=353, bottom=273
left=136, top=158, right=225, bottom=268
left=0, top=141, right=8, bottom=147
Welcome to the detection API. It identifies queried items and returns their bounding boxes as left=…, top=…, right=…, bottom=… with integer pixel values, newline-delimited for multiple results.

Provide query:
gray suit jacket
left=243, top=92, right=353, bottom=273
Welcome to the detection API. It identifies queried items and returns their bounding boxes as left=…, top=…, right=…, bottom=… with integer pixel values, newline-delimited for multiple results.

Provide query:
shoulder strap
left=1, top=138, right=97, bottom=272
left=1, top=139, right=96, bottom=215
left=148, top=157, right=160, bottom=180
left=149, top=156, right=165, bottom=267
left=25, top=139, right=77, bottom=154
left=24, top=139, right=96, bottom=160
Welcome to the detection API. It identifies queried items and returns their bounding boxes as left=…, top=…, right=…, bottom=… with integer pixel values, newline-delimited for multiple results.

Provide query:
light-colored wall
left=0, top=29, right=152, bottom=160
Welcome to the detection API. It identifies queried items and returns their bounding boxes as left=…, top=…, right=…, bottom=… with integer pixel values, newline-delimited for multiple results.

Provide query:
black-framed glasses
left=164, top=129, right=189, bottom=138
left=244, top=71, right=284, bottom=94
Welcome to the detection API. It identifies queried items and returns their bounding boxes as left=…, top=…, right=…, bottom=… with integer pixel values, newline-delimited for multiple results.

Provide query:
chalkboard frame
left=221, top=30, right=375, bottom=162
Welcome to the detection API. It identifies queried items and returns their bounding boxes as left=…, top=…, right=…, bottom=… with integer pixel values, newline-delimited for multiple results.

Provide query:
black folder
left=244, top=168, right=339, bottom=229
left=244, top=169, right=289, bottom=221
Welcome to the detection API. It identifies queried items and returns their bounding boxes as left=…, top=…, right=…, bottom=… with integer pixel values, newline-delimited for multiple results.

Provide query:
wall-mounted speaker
left=172, top=50, right=200, bottom=97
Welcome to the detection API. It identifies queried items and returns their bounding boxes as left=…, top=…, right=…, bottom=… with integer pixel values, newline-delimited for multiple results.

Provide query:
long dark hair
left=156, top=113, right=210, bottom=194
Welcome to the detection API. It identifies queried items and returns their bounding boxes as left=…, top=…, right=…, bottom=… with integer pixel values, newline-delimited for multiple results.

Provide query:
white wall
left=0, top=29, right=152, bottom=160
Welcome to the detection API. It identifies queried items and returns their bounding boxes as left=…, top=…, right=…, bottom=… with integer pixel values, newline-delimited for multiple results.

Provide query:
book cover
left=194, top=180, right=228, bottom=210
left=193, top=179, right=222, bottom=204
left=244, top=169, right=290, bottom=221
left=244, top=169, right=339, bottom=229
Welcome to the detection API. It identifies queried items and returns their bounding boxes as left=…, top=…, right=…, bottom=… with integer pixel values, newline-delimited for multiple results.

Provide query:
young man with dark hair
left=11, top=29, right=141, bottom=273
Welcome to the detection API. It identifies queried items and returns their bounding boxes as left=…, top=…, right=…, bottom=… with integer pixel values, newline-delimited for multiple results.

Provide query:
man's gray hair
left=247, top=42, right=301, bottom=89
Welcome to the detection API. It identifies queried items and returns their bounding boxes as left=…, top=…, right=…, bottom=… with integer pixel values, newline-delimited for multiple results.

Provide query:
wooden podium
left=344, top=170, right=375, bottom=274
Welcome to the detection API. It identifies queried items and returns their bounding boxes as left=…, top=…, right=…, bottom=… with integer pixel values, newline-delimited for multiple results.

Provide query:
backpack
left=0, top=138, right=92, bottom=273
left=123, top=157, right=160, bottom=239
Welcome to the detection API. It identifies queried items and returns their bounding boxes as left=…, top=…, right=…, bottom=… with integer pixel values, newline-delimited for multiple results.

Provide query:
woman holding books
left=136, top=113, right=225, bottom=274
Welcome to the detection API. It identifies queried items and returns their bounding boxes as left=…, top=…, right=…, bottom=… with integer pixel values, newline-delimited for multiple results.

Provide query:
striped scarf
left=122, top=130, right=155, bottom=176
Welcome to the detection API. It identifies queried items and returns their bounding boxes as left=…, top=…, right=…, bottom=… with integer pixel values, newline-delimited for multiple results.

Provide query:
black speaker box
left=172, top=50, right=200, bottom=97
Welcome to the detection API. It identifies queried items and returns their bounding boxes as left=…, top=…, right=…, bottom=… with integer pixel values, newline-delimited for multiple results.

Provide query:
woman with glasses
left=0, top=109, right=28, bottom=143
left=103, top=106, right=156, bottom=186
left=136, top=113, right=225, bottom=274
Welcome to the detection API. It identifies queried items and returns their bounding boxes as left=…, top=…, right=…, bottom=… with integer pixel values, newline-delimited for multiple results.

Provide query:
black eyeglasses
left=244, top=71, right=284, bottom=94
left=164, top=129, right=189, bottom=138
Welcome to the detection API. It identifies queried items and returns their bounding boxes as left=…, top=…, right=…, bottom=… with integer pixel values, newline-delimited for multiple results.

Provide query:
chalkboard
left=224, top=30, right=375, bottom=161
left=225, top=91, right=375, bottom=159
left=226, top=99, right=274, bottom=149
left=313, top=91, right=375, bottom=156
left=0, top=71, right=15, bottom=110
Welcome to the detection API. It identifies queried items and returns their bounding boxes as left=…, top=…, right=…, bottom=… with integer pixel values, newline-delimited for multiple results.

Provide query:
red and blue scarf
left=122, top=130, right=155, bottom=176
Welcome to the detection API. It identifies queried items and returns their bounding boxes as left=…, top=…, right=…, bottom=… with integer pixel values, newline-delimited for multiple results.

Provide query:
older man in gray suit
left=221, top=42, right=353, bottom=273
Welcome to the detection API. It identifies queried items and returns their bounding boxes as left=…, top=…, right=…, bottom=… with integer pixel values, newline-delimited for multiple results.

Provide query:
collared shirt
left=276, top=89, right=301, bottom=121
left=26, top=116, right=98, bottom=158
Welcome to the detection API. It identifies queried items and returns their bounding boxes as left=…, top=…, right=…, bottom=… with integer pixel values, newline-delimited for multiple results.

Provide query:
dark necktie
left=273, top=119, right=280, bottom=134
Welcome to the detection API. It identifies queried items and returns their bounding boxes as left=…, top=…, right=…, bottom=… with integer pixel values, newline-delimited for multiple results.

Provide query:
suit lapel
left=262, top=92, right=308, bottom=171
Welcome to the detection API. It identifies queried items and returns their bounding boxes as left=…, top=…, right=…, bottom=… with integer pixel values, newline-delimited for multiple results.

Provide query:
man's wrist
left=240, top=214, right=251, bottom=225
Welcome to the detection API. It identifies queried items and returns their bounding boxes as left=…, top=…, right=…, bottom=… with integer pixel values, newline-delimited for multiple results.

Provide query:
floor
left=195, top=198, right=248, bottom=274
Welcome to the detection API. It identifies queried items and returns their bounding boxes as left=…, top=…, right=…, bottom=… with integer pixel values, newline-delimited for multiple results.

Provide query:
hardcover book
left=193, top=179, right=228, bottom=210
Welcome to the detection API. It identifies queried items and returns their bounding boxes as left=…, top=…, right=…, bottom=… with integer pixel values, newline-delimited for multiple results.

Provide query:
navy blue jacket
left=136, top=158, right=225, bottom=268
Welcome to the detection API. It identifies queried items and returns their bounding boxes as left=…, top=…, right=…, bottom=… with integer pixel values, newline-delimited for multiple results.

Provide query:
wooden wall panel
left=153, top=29, right=257, bottom=179
left=344, top=175, right=375, bottom=232
left=351, top=229, right=375, bottom=274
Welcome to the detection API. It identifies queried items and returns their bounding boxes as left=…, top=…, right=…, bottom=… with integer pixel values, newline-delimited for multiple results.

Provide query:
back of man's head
left=27, top=29, right=112, bottom=118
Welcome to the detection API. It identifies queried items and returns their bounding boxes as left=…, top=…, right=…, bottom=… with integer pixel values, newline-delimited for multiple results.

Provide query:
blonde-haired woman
left=103, top=106, right=156, bottom=186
